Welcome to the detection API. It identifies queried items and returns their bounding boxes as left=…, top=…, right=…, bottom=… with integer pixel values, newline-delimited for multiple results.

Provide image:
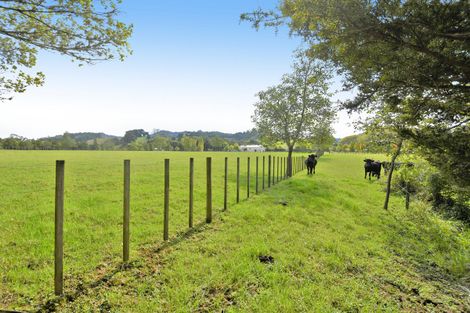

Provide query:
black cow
left=364, top=159, right=382, bottom=180
left=305, top=154, right=318, bottom=175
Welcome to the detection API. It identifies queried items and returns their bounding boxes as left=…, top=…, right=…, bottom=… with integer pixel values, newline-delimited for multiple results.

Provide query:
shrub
left=393, top=157, right=470, bottom=224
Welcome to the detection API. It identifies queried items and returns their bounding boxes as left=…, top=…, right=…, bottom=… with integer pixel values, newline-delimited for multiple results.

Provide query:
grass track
left=1, top=152, right=469, bottom=312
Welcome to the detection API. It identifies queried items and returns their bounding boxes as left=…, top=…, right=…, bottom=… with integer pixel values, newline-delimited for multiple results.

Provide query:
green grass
left=0, top=150, right=292, bottom=308
left=1, top=152, right=469, bottom=312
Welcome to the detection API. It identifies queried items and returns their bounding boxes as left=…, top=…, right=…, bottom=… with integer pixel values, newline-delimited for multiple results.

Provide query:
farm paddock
left=0, top=151, right=468, bottom=312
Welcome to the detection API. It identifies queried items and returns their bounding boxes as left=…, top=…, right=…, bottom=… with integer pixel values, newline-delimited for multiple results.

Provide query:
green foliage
left=0, top=0, right=132, bottom=99
left=392, top=155, right=469, bottom=223
left=0, top=130, right=259, bottom=152
left=149, top=136, right=172, bottom=151
left=59, top=132, right=78, bottom=150
left=334, top=133, right=368, bottom=152
left=152, top=129, right=260, bottom=145
left=426, top=172, right=470, bottom=223
left=127, top=137, right=149, bottom=151
left=252, top=50, right=335, bottom=153
left=122, top=129, right=149, bottom=145
left=242, top=0, right=470, bottom=201
left=179, top=135, right=204, bottom=151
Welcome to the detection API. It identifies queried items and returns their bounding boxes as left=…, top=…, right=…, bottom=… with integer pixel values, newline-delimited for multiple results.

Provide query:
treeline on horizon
left=0, top=129, right=391, bottom=153
left=0, top=129, right=253, bottom=151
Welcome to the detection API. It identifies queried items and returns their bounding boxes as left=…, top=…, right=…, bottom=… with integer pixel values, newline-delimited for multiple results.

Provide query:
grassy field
left=1, top=151, right=469, bottom=312
left=0, top=150, right=293, bottom=309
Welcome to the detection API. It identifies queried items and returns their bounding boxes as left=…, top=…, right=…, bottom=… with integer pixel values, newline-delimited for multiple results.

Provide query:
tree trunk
left=287, top=147, right=293, bottom=177
left=384, top=138, right=403, bottom=210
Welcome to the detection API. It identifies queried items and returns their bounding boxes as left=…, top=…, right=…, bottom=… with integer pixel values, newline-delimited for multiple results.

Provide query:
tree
left=180, top=135, right=199, bottom=151
left=205, top=136, right=229, bottom=151
left=0, top=0, right=132, bottom=99
left=128, top=137, right=148, bottom=151
left=195, top=136, right=205, bottom=151
left=149, top=136, right=171, bottom=151
left=99, top=137, right=119, bottom=150
left=252, top=50, right=335, bottom=176
left=59, top=132, right=77, bottom=149
left=310, top=128, right=335, bottom=153
left=242, top=0, right=470, bottom=187
left=122, top=129, right=149, bottom=145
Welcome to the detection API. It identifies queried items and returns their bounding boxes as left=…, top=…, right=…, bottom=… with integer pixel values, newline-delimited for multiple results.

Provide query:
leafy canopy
left=252, top=50, right=335, bottom=151
left=0, top=0, right=133, bottom=99
left=242, top=0, right=469, bottom=186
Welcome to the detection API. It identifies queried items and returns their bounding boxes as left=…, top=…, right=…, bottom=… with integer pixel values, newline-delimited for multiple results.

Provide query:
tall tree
left=59, top=132, right=77, bottom=150
left=180, top=135, right=199, bottom=151
left=252, top=50, right=335, bottom=176
left=0, top=0, right=132, bottom=99
left=122, top=129, right=148, bottom=145
left=242, top=0, right=470, bottom=188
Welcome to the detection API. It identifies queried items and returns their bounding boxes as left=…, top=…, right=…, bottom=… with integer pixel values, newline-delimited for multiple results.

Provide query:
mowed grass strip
left=0, top=150, right=289, bottom=310
left=46, top=153, right=470, bottom=312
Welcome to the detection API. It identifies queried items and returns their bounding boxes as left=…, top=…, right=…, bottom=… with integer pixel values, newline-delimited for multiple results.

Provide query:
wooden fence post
left=283, top=157, right=285, bottom=180
left=256, top=156, right=259, bottom=194
left=189, top=158, right=194, bottom=228
left=272, top=155, right=275, bottom=185
left=277, top=156, right=280, bottom=182
left=284, top=157, right=286, bottom=179
left=224, top=157, right=228, bottom=211
left=247, top=157, right=250, bottom=198
left=286, top=157, right=288, bottom=179
left=206, top=157, right=212, bottom=223
left=268, top=155, right=271, bottom=188
left=294, top=157, right=297, bottom=175
left=293, top=157, right=296, bottom=175
left=262, top=156, right=265, bottom=190
left=236, top=157, right=240, bottom=203
left=163, top=159, right=170, bottom=241
left=123, top=160, right=130, bottom=263
left=55, top=160, right=65, bottom=296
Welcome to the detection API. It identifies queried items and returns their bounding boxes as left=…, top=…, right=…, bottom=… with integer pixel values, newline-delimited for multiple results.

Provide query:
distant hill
left=151, top=129, right=259, bottom=143
left=41, top=132, right=119, bottom=142
left=38, top=130, right=259, bottom=144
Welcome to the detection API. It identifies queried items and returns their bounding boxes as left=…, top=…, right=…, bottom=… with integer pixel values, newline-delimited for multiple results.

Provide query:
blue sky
left=0, top=0, right=357, bottom=138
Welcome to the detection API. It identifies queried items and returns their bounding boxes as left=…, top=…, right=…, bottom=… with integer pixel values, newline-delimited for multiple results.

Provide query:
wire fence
left=0, top=154, right=307, bottom=297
